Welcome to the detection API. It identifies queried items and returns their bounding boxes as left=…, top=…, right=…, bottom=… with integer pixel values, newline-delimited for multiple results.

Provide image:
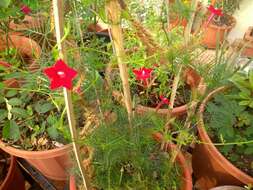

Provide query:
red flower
left=43, top=59, right=78, bottom=90
left=156, top=95, right=170, bottom=110
left=206, top=5, right=223, bottom=27
left=21, top=5, right=32, bottom=15
left=160, top=95, right=170, bottom=105
left=133, top=68, right=153, bottom=85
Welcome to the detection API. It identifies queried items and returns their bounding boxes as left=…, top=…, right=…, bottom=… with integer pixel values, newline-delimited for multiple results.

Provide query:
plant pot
left=134, top=67, right=205, bottom=117
left=242, top=27, right=253, bottom=57
left=152, top=133, right=192, bottom=190
left=192, top=86, right=253, bottom=189
left=0, top=151, right=25, bottom=190
left=0, top=142, right=73, bottom=181
left=69, top=175, right=77, bottom=190
left=9, top=15, right=45, bottom=36
left=0, top=35, right=41, bottom=87
left=202, top=15, right=236, bottom=49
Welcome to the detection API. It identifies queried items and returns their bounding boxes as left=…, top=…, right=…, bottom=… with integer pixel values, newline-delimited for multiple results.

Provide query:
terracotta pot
left=0, top=35, right=41, bottom=87
left=9, top=15, right=45, bottom=36
left=202, top=15, right=236, bottom=49
left=192, top=86, right=253, bottom=189
left=0, top=142, right=73, bottom=181
left=69, top=175, right=77, bottom=190
left=87, top=23, right=108, bottom=34
left=135, top=67, right=206, bottom=117
left=242, top=27, right=253, bottom=57
left=0, top=151, right=25, bottom=190
left=153, top=133, right=192, bottom=190
left=210, top=186, right=246, bottom=190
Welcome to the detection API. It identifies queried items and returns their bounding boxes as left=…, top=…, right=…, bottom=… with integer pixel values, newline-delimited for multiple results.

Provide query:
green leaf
left=2, top=120, right=20, bottom=142
left=47, top=126, right=59, bottom=140
left=244, top=146, right=253, bottom=155
left=11, top=107, right=28, bottom=118
left=0, top=109, right=7, bottom=121
left=8, top=98, right=22, bottom=106
left=35, top=103, right=54, bottom=114
left=0, top=0, right=11, bottom=8
left=239, top=100, right=250, bottom=106
left=5, top=90, right=17, bottom=97
left=249, top=70, right=253, bottom=89
left=0, top=82, right=4, bottom=90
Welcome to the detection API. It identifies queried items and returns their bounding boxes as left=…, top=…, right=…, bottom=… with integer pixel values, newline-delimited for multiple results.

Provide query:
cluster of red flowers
left=133, top=67, right=170, bottom=108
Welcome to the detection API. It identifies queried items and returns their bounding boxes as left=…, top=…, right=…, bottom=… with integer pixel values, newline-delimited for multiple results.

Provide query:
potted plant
left=202, top=0, right=239, bottom=48
left=241, top=27, right=253, bottom=58
left=0, top=58, right=91, bottom=181
left=82, top=108, right=192, bottom=190
left=0, top=150, right=25, bottom=190
left=192, top=71, right=253, bottom=189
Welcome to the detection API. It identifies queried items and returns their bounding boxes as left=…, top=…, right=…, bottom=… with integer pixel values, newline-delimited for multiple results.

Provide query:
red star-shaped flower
left=43, top=59, right=78, bottom=90
left=155, top=95, right=170, bottom=110
left=133, top=68, right=153, bottom=85
left=21, top=5, right=32, bottom=15
left=160, top=95, right=170, bottom=105
left=206, top=5, right=223, bottom=27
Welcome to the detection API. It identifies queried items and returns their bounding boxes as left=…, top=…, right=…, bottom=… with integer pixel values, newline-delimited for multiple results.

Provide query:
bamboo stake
left=52, top=1, right=89, bottom=189
left=106, top=0, right=133, bottom=124
left=184, top=0, right=199, bottom=45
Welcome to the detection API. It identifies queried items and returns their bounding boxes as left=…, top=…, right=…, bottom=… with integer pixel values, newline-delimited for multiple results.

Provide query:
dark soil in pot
left=211, top=14, right=235, bottom=27
left=0, top=151, right=9, bottom=184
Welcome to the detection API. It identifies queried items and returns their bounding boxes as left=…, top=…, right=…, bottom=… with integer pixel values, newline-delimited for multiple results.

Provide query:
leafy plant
left=85, top=108, right=182, bottom=189
left=205, top=72, right=253, bottom=176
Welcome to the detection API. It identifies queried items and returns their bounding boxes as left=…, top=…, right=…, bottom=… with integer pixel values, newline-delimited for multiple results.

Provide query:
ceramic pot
left=192, top=86, right=253, bottom=189
left=0, top=142, right=73, bottom=181
left=134, top=67, right=205, bottom=117
left=0, top=35, right=41, bottom=87
left=0, top=151, right=25, bottom=190
left=202, top=15, right=236, bottom=49
left=242, top=27, right=253, bottom=57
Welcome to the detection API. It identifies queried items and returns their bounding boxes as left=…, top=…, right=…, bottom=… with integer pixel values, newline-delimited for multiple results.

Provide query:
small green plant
left=85, top=108, right=183, bottom=189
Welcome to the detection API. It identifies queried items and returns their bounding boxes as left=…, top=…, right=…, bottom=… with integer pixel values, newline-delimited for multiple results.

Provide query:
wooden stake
left=184, top=0, right=199, bottom=45
left=106, top=0, right=133, bottom=123
left=52, top=1, right=89, bottom=189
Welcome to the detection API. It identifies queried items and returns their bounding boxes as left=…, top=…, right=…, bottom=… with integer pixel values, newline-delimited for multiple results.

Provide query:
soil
left=0, top=151, right=10, bottom=185
left=212, top=14, right=234, bottom=27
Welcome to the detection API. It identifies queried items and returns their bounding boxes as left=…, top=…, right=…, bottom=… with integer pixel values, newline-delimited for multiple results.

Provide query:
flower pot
left=192, top=86, right=253, bottom=189
left=152, top=133, right=192, bottom=190
left=134, top=67, right=206, bottom=117
left=202, top=15, right=236, bottom=49
left=0, top=151, right=25, bottom=190
left=242, top=27, right=253, bottom=57
left=0, top=35, right=41, bottom=87
left=9, top=15, right=45, bottom=36
left=0, top=142, right=73, bottom=181
left=69, top=175, right=77, bottom=190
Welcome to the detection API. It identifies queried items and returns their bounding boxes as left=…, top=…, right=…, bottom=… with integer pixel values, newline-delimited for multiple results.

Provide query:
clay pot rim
left=244, top=26, right=253, bottom=42
left=0, top=154, right=15, bottom=189
left=207, top=15, right=236, bottom=30
left=197, top=86, right=253, bottom=184
left=0, top=140, right=73, bottom=159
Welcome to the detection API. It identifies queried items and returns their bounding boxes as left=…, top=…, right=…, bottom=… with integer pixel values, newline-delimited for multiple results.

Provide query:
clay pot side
left=192, top=86, right=253, bottom=189
left=202, top=15, right=236, bottom=49
left=9, top=15, right=45, bottom=36
left=0, top=35, right=41, bottom=87
left=0, top=153, right=25, bottom=190
left=0, top=142, right=73, bottom=181
left=242, top=27, right=253, bottom=57
left=210, top=186, right=246, bottom=190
